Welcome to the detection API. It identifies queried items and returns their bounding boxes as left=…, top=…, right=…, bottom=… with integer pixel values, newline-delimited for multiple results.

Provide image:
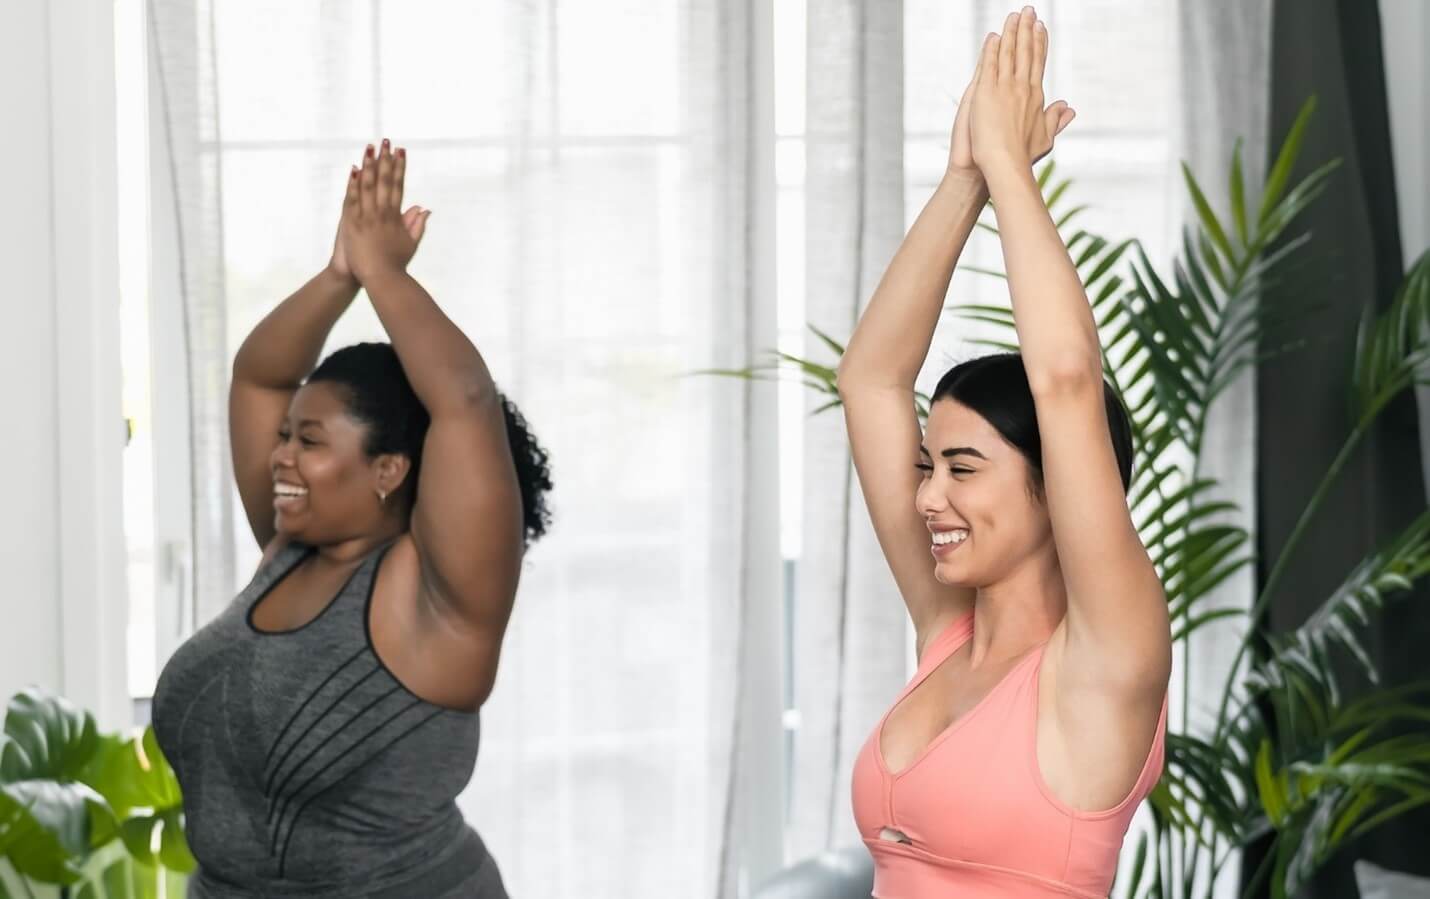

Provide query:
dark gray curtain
left=1252, top=0, right=1430, bottom=896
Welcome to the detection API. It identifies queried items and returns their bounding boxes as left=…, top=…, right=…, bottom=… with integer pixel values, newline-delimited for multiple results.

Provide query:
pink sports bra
left=851, top=611, right=1167, bottom=898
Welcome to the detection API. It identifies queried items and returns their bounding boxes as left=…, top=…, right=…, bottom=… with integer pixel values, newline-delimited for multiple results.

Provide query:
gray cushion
left=752, top=847, right=875, bottom=899
left=1355, top=860, right=1430, bottom=899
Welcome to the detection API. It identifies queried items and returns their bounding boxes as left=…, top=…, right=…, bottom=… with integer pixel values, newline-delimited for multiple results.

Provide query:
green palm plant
left=0, top=688, right=193, bottom=899
left=715, top=95, right=1430, bottom=899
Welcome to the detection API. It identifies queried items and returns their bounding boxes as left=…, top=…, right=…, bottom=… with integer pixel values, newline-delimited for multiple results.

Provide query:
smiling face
left=915, top=398, right=1053, bottom=587
left=269, top=381, right=410, bottom=545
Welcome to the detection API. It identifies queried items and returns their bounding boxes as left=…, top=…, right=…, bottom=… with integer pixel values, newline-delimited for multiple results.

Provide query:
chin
left=933, top=562, right=968, bottom=587
left=273, top=518, right=307, bottom=542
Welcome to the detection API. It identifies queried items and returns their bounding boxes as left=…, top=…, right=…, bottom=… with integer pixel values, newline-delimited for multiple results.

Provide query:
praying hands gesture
left=329, top=139, right=431, bottom=287
left=947, top=5, right=1074, bottom=186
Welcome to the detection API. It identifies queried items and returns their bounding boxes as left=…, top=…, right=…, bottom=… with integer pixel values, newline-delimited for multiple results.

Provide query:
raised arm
left=972, top=10, right=1170, bottom=692
left=229, top=173, right=424, bottom=550
left=343, top=141, right=524, bottom=702
left=838, top=44, right=1069, bottom=653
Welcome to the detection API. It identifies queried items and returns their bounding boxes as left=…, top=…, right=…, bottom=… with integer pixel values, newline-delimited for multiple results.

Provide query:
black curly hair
left=306, top=342, right=553, bottom=545
left=931, top=351, right=1134, bottom=499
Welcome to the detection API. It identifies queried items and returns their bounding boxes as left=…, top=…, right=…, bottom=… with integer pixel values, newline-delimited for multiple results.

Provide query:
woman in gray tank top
left=153, top=140, right=552, bottom=898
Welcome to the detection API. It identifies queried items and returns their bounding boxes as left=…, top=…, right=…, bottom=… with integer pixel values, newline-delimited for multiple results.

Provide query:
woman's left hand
left=343, top=139, right=431, bottom=284
left=970, top=6, right=1075, bottom=176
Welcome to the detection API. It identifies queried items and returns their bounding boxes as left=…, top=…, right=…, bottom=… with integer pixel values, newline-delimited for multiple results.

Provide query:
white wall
left=0, top=0, right=64, bottom=707
left=1380, top=0, right=1430, bottom=501
left=0, top=0, right=129, bottom=731
left=1382, top=0, right=1429, bottom=259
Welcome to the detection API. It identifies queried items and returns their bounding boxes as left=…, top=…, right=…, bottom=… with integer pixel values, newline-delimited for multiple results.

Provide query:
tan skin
left=230, top=139, right=524, bottom=713
left=838, top=6, right=1172, bottom=813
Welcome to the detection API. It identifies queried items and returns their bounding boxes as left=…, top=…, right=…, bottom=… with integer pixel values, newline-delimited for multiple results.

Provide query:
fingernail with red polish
left=366, top=144, right=375, bottom=157
left=397, top=148, right=406, bottom=159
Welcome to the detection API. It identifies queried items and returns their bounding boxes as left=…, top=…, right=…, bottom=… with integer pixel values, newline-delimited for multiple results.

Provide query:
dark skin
left=229, top=139, right=524, bottom=713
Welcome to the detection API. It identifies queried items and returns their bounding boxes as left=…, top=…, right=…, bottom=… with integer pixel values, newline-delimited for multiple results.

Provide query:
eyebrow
left=919, top=445, right=988, bottom=460
left=291, top=419, right=326, bottom=429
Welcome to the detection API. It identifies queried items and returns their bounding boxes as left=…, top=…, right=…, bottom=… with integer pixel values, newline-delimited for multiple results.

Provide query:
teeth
left=274, top=484, right=308, bottom=497
left=932, top=529, right=969, bottom=546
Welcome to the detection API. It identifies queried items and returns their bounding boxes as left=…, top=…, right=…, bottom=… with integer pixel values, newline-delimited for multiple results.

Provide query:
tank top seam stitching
left=276, top=704, right=446, bottom=877
left=260, top=645, right=371, bottom=772
left=271, top=695, right=428, bottom=869
left=862, top=837, right=1103, bottom=899
left=263, top=674, right=398, bottom=801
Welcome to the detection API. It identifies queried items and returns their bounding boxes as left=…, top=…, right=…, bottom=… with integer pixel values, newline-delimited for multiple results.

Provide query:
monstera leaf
left=80, top=727, right=194, bottom=875
left=0, top=688, right=118, bottom=883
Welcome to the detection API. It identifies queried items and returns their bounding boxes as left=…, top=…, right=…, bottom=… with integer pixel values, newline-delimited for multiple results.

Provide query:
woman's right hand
left=968, top=8, right=1075, bottom=177
left=948, top=7, right=1074, bottom=187
left=327, top=152, right=427, bottom=284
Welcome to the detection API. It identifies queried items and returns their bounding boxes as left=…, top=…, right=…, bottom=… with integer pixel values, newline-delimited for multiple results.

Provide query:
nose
left=915, top=473, right=948, bottom=519
left=270, top=434, right=295, bottom=470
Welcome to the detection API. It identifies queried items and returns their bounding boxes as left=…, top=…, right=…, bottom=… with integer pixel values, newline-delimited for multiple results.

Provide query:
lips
left=273, top=493, right=306, bottom=512
left=930, top=526, right=969, bottom=559
left=273, top=481, right=308, bottom=512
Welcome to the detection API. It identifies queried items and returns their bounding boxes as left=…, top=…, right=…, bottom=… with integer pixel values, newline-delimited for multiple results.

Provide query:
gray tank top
left=153, top=539, right=507, bottom=898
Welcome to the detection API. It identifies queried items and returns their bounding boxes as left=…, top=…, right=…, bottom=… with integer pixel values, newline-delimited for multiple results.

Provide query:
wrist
left=321, top=262, right=359, bottom=293
left=980, top=156, right=1037, bottom=193
left=940, top=167, right=987, bottom=198
left=356, top=262, right=411, bottom=293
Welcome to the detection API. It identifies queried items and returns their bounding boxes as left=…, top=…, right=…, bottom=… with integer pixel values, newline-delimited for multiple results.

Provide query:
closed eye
left=277, top=430, right=317, bottom=447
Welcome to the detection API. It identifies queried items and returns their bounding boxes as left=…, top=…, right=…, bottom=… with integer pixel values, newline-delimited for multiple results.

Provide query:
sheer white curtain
left=145, top=1, right=777, bottom=895
left=786, top=0, right=1192, bottom=862
left=1175, top=1, right=1270, bottom=895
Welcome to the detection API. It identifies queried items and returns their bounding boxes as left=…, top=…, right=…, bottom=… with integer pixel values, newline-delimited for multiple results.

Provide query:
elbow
left=834, top=356, right=897, bottom=400
left=833, top=363, right=854, bottom=400
left=1026, top=357, right=1102, bottom=397
left=429, top=374, right=498, bottom=417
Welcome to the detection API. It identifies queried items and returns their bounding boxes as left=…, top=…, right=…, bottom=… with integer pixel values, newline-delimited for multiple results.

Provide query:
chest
left=879, top=651, right=1033, bottom=774
left=248, top=556, right=363, bottom=632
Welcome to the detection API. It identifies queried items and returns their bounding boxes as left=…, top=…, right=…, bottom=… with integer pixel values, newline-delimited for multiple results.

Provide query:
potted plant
left=0, top=687, right=192, bottom=899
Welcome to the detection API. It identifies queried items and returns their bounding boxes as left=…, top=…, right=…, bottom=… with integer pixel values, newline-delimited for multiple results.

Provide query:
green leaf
left=80, top=729, right=182, bottom=820
left=1258, top=95, right=1317, bottom=227
left=1182, top=162, right=1236, bottom=269
left=1, top=689, right=99, bottom=784
left=0, top=787, right=85, bottom=883
left=0, top=688, right=112, bottom=884
left=1255, top=740, right=1287, bottom=825
left=1228, top=138, right=1248, bottom=245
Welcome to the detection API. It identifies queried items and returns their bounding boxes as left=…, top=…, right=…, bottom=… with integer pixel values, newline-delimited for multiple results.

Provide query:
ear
left=374, top=453, right=414, bottom=495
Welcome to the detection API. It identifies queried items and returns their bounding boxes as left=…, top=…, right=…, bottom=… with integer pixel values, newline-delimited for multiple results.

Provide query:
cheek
left=296, top=449, right=353, bottom=488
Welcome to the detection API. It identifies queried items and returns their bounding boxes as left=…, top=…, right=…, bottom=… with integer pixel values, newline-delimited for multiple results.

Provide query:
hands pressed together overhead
left=328, top=139, right=431, bottom=287
left=947, top=5, right=1075, bottom=184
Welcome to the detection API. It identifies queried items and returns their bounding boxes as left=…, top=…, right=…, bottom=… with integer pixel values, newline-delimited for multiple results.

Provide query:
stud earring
left=377, top=489, right=388, bottom=504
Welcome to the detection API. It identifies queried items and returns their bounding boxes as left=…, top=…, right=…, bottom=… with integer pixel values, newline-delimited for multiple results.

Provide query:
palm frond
left=1349, top=249, right=1430, bottom=423
left=1244, top=507, right=1430, bottom=707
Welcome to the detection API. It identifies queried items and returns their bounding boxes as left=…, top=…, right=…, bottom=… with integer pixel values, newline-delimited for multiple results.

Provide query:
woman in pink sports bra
left=839, top=7, right=1173, bottom=898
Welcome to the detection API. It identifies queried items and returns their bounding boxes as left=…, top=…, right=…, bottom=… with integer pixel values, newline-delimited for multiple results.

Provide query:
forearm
left=838, top=172, right=988, bottom=392
left=360, top=268, right=496, bottom=415
left=232, top=266, right=359, bottom=387
left=984, top=162, right=1101, bottom=382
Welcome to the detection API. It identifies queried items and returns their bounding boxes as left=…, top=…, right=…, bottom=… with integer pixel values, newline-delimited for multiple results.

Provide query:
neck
left=968, top=551, right=1065, bottom=665
left=310, top=521, right=405, bottom=565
